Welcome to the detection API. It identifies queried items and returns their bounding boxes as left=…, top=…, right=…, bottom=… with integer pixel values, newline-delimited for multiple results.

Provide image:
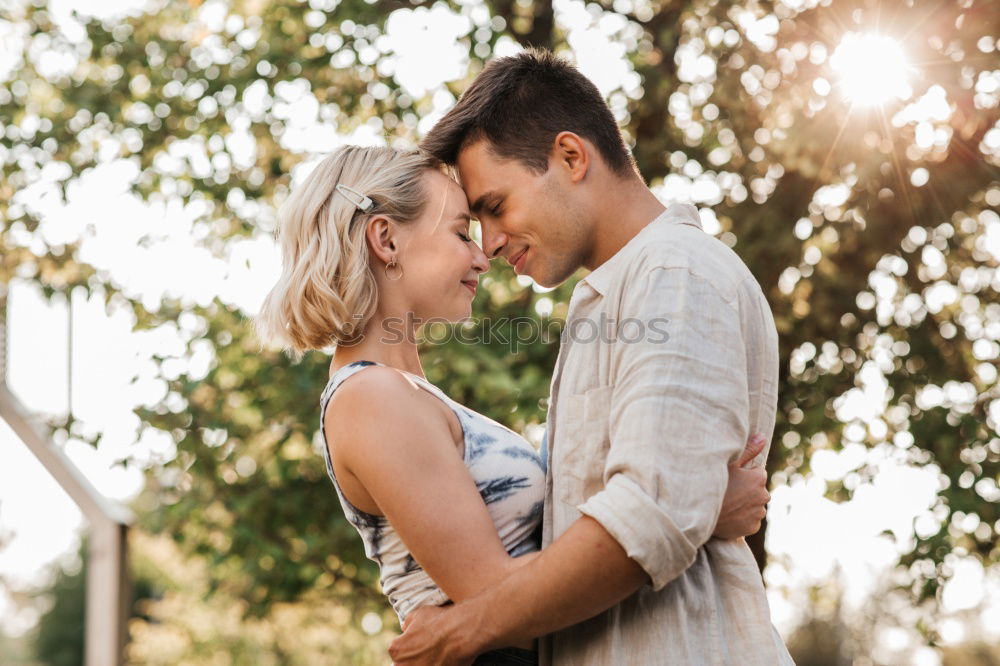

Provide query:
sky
left=1, top=0, right=998, bottom=661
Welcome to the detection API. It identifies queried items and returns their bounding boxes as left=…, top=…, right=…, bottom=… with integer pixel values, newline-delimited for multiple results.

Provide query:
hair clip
left=335, top=184, right=374, bottom=213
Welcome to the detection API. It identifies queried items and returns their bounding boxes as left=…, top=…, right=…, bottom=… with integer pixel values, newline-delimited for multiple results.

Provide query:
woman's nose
left=472, top=244, right=490, bottom=273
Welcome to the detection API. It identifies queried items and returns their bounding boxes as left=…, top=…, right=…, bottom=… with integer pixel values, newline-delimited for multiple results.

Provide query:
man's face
left=456, top=140, right=592, bottom=289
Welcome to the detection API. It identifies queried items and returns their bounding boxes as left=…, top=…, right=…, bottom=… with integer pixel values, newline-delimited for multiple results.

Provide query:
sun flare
left=830, top=33, right=913, bottom=106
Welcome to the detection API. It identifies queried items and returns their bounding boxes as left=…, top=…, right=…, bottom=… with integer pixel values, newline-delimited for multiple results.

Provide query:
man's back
left=540, top=204, right=791, bottom=665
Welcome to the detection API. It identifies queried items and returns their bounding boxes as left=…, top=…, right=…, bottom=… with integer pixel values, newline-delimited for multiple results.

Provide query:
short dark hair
left=421, top=48, right=637, bottom=177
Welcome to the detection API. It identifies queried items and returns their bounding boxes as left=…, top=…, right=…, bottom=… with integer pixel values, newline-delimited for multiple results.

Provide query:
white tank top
left=318, top=360, right=545, bottom=621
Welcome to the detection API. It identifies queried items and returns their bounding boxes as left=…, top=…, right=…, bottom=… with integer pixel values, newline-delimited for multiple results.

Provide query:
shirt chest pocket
left=556, top=384, right=615, bottom=503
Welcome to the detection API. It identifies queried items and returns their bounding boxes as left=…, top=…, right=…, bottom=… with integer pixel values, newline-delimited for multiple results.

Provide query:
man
left=390, top=48, right=793, bottom=665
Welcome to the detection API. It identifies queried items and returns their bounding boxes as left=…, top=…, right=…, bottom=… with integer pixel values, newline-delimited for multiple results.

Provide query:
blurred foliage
left=20, top=529, right=397, bottom=665
left=123, top=529, right=399, bottom=665
left=31, top=546, right=84, bottom=666
left=26, top=535, right=157, bottom=666
left=1, top=0, right=998, bottom=657
left=785, top=575, right=1000, bottom=666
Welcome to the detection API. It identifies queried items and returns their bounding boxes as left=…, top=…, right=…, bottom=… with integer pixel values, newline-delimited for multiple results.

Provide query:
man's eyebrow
left=469, top=190, right=500, bottom=216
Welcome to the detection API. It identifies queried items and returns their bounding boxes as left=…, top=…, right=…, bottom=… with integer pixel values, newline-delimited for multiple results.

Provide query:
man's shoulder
left=625, top=223, right=755, bottom=303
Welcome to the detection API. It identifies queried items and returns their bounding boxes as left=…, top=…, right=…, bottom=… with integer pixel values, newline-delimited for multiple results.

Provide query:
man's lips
left=510, top=247, right=529, bottom=273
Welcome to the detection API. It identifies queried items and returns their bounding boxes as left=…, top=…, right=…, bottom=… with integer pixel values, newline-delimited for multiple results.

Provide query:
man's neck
left=583, top=180, right=666, bottom=271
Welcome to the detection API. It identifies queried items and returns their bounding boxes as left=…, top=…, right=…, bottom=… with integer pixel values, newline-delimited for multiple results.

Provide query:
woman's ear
left=365, top=215, right=397, bottom=265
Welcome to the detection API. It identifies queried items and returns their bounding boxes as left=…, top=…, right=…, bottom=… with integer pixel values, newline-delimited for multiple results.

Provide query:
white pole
left=67, top=287, right=73, bottom=420
left=1, top=282, right=132, bottom=664
left=85, top=518, right=130, bottom=666
left=0, top=282, right=8, bottom=385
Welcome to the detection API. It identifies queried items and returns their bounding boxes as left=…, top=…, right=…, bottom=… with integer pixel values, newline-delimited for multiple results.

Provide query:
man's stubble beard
left=533, top=179, right=594, bottom=288
left=536, top=220, right=593, bottom=288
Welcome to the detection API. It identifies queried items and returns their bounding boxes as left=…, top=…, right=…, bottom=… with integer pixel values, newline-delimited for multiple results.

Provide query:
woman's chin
left=425, top=307, right=473, bottom=325
left=455, top=303, right=477, bottom=322
left=452, top=308, right=474, bottom=323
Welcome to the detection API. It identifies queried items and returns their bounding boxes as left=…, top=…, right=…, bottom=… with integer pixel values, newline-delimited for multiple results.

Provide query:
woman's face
left=391, top=169, right=489, bottom=324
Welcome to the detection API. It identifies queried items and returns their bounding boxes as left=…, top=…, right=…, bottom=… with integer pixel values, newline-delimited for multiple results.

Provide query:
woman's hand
left=713, top=434, right=770, bottom=540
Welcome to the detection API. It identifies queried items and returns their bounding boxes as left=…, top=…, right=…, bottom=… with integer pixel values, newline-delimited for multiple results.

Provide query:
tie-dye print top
left=318, top=360, right=545, bottom=622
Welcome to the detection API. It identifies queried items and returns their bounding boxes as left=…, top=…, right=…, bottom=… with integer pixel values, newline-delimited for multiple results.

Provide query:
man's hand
left=713, top=434, right=770, bottom=540
left=390, top=605, right=476, bottom=666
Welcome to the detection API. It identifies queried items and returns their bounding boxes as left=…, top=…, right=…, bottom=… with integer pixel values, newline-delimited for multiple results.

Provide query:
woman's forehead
left=431, top=170, right=472, bottom=216
left=420, top=169, right=471, bottom=232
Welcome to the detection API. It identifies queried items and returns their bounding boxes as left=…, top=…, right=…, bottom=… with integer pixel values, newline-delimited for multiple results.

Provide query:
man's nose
left=483, top=228, right=508, bottom=260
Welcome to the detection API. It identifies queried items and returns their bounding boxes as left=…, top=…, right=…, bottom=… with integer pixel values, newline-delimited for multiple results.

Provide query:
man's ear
left=365, top=216, right=397, bottom=265
left=552, top=131, right=589, bottom=183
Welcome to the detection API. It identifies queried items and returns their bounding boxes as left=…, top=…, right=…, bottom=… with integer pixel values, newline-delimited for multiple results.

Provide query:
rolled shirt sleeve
left=576, top=264, right=750, bottom=591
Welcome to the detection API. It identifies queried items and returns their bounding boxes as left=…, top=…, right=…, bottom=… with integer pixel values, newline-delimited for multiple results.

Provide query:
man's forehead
left=457, top=175, right=486, bottom=199
left=455, top=141, right=523, bottom=215
left=456, top=138, right=509, bottom=175
left=454, top=158, right=489, bottom=206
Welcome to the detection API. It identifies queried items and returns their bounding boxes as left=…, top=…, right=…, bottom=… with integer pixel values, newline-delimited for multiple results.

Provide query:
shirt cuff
left=576, top=474, right=699, bottom=591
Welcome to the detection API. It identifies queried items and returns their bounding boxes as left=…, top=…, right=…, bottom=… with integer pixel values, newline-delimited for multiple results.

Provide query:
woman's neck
left=329, top=315, right=425, bottom=379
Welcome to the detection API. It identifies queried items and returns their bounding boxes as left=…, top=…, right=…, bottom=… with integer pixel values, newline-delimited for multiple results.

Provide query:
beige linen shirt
left=539, top=203, right=793, bottom=665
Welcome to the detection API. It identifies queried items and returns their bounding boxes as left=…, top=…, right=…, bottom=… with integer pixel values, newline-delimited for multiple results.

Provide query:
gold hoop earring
left=385, top=258, right=403, bottom=281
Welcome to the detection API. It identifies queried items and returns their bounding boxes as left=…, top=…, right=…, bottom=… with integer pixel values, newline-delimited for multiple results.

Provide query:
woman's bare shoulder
left=324, top=366, right=450, bottom=450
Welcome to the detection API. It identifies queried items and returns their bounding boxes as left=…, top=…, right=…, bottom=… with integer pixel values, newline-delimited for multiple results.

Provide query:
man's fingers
left=736, top=434, right=767, bottom=467
left=401, top=608, right=421, bottom=631
left=406, top=605, right=436, bottom=627
left=388, top=639, right=409, bottom=661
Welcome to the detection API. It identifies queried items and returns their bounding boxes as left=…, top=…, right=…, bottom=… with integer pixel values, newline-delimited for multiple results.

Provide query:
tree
left=1, top=0, right=997, bottom=652
left=32, top=547, right=85, bottom=666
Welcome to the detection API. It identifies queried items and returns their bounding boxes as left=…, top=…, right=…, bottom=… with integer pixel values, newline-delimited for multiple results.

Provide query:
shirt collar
left=579, top=203, right=703, bottom=297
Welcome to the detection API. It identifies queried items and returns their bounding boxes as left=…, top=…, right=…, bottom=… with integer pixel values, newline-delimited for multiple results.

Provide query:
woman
left=254, top=145, right=766, bottom=665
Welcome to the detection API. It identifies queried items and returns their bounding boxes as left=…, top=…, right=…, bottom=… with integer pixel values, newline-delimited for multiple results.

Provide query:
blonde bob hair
left=255, top=145, right=441, bottom=361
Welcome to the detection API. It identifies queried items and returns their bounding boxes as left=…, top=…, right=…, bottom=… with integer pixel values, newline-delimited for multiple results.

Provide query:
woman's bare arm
left=326, top=367, right=532, bottom=604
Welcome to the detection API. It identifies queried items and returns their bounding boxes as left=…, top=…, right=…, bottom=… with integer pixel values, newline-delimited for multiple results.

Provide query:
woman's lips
left=462, top=280, right=477, bottom=294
